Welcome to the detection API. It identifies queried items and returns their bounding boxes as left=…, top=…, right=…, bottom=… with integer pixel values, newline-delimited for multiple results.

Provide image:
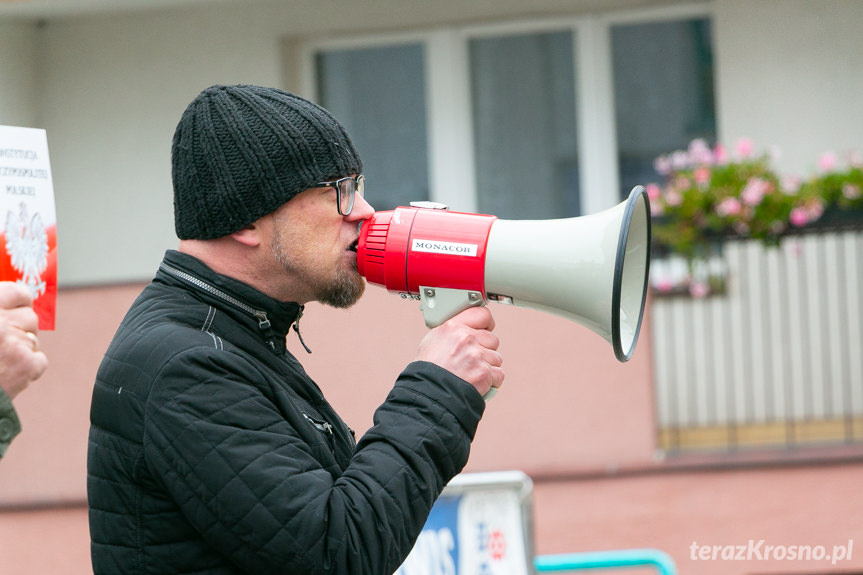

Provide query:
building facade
left=0, top=1, right=861, bottom=573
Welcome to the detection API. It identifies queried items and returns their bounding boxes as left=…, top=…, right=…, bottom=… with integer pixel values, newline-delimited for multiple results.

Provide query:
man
left=0, top=281, right=48, bottom=458
left=87, top=84, right=504, bottom=575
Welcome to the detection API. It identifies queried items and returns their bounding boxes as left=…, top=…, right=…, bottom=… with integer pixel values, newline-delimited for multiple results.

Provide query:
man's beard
left=270, top=232, right=365, bottom=309
left=314, top=265, right=365, bottom=309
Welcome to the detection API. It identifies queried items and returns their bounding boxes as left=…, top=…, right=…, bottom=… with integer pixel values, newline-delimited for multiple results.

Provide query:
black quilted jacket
left=87, top=250, right=485, bottom=575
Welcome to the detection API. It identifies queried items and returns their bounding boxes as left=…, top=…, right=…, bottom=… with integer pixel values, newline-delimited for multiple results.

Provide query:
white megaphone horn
left=357, top=185, right=651, bottom=363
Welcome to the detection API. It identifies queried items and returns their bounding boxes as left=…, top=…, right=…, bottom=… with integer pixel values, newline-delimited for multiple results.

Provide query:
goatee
left=315, top=268, right=365, bottom=309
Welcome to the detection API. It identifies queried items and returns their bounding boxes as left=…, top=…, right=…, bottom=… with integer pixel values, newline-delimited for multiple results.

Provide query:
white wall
left=37, top=7, right=286, bottom=285
left=0, top=21, right=39, bottom=128
left=714, top=0, right=863, bottom=174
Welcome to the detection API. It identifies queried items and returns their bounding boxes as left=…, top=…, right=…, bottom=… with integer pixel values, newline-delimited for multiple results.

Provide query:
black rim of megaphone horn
left=611, top=185, right=651, bottom=362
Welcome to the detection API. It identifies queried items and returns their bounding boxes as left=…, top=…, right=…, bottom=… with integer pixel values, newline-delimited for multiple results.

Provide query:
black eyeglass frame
left=316, top=175, right=365, bottom=216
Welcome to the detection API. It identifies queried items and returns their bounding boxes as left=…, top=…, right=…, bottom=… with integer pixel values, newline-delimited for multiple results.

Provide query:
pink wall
left=0, top=507, right=91, bottom=574
left=533, top=464, right=863, bottom=574
left=0, top=284, right=141, bottom=505
left=1, top=283, right=860, bottom=574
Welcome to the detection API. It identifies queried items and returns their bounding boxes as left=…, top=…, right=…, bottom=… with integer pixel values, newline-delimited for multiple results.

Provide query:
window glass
left=316, top=43, right=428, bottom=210
left=612, top=18, right=716, bottom=199
left=469, top=31, right=579, bottom=219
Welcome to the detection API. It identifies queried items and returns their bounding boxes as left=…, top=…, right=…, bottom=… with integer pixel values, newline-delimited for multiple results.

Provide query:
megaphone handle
left=419, top=286, right=486, bottom=329
left=419, top=286, right=496, bottom=403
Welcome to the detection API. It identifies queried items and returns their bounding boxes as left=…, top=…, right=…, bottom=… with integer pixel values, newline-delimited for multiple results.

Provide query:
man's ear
left=230, top=224, right=262, bottom=247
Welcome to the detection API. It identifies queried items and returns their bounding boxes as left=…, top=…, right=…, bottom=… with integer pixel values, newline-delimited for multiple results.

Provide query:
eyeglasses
left=316, top=175, right=365, bottom=216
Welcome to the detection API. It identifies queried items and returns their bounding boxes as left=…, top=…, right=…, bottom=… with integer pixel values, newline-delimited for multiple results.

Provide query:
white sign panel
left=0, top=125, right=57, bottom=330
left=396, top=471, right=534, bottom=575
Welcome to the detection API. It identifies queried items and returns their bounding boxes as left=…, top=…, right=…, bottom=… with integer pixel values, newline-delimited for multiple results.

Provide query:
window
left=316, top=43, right=429, bottom=210
left=611, top=17, right=716, bottom=200
left=469, top=30, right=580, bottom=219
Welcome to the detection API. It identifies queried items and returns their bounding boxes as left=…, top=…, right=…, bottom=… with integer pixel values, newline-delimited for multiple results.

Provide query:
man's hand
left=413, top=306, right=504, bottom=398
left=0, top=282, right=48, bottom=400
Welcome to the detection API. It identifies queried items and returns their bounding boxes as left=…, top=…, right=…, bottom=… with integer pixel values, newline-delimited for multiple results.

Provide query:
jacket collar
left=156, top=250, right=306, bottom=353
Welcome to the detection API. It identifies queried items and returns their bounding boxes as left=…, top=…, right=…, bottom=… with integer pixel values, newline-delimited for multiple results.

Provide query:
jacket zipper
left=302, top=412, right=335, bottom=452
left=160, top=262, right=279, bottom=350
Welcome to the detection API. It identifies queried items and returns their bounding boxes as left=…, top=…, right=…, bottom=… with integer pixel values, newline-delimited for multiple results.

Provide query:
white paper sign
left=0, top=125, right=58, bottom=330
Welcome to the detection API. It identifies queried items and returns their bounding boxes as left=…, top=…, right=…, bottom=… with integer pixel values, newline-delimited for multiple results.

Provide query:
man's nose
left=346, top=194, right=375, bottom=221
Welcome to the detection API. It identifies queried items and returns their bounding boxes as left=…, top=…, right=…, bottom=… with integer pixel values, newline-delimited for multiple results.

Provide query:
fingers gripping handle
left=419, top=286, right=497, bottom=402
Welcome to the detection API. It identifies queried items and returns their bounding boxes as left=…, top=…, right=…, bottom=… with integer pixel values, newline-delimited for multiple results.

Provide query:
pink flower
left=713, top=143, right=728, bottom=165
left=689, top=281, right=710, bottom=298
left=649, top=191, right=665, bottom=216
left=789, top=206, right=809, bottom=227
left=817, top=151, right=837, bottom=172
left=672, top=176, right=691, bottom=191
left=842, top=183, right=862, bottom=200
left=671, top=150, right=690, bottom=171
left=653, top=155, right=672, bottom=176
left=655, top=277, right=674, bottom=293
left=781, top=175, right=802, bottom=195
left=741, top=177, right=771, bottom=206
left=716, top=197, right=742, bottom=217
left=735, top=137, right=754, bottom=159
left=849, top=150, right=863, bottom=168
left=664, top=189, right=683, bottom=207
left=694, top=167, right=711, bottom=186
left=688, top=139, right=714, bottom=165
left=808, top=199, right=825, bottom=221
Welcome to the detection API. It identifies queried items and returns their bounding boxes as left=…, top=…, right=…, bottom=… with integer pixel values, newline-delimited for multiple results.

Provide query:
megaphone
left=357, top=186, right=651, bottom=362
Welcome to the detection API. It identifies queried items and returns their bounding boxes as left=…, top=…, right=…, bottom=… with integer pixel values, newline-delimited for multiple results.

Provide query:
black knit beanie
left=171, top=84, right=363, bottom=239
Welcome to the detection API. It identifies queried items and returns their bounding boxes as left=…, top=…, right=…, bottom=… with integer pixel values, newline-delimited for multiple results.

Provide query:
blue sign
left=396, top=495, right=462, bottom=575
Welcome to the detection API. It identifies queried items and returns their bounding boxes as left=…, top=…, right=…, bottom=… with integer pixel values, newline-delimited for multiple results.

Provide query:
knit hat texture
left=172, top=84, right=363, bottom=239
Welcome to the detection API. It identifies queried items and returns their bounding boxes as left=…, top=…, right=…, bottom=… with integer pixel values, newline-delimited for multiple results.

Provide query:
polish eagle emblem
left=5, top=202, right=48, bottom=300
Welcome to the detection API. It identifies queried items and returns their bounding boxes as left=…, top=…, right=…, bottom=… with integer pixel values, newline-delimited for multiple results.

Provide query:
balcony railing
left=650, top=224, right=863, bottom=454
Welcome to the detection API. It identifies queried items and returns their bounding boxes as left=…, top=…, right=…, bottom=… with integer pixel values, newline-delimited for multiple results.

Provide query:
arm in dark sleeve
left=144, top=352, right=484, bottom=575
left=0, top=387, right=21, bottom=458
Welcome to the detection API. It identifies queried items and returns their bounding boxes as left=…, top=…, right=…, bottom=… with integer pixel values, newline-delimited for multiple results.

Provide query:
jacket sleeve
left=0, top=386, right=21, bottom=458
left=143, top=350, right=485, bottom=575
